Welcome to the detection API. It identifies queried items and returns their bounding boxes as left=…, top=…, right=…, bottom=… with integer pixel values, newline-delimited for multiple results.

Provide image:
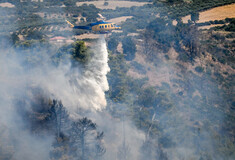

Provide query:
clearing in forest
left=0, top=2, right=15, bottom=8
left=76, top=1, right=150, bottom=10
left=182, top=3, right=235, bottom=23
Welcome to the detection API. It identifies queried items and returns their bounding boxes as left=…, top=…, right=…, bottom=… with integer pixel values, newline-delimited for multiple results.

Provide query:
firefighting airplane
left=66, top=19, right=121, bottom=34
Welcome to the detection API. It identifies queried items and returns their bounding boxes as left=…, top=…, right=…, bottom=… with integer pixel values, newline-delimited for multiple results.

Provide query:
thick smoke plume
left=0, top=35, right=112, bottom=159
left=68, top=36, right=110, bottom=112
left=0, top=51, right=53, bottom=160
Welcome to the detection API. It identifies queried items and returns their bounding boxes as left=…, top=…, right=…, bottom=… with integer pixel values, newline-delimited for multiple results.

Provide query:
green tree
left=107, top=54, right=128, bottom=102
left=108, top=36, right=119, bottom=52
left=72, top=41, right=90, bottom=63
left=122, top=36, right=136, bottom=61
left=176, top=24, right=199, bottom=62
left=10, top=32, right=19, bottom=45
left=104, top=2, right=109, bottom=6
left=70, top=117, right=105, bottom=160
left=26, top=30, right=44, bottom=40
left=191, top=12, right=199, bottom=23
left=137, top=87, right=157, bottom=108
left=50, top=100, right=70, bottom=138
left=64, top=0, right=76, bottom=7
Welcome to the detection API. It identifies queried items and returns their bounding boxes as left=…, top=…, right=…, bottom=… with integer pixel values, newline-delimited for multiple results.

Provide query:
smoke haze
left=0, top=34, right=113, bottom=158
left=0, top=31, right=146, bottom=159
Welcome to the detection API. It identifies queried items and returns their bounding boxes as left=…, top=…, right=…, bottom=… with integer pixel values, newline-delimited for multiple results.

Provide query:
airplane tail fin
left=66, top=20, right=74, bottom=28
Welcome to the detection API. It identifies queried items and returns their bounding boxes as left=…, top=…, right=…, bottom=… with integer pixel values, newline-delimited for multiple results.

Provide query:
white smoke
left=68, top=36, right=110, bottom=112
left=0, top=36, right=110, bottom=159
left=0, top=51, right=53, bottom=160
left=17, top=36, right=110, bottom=114
left=0, top=37, right=110, bottom=114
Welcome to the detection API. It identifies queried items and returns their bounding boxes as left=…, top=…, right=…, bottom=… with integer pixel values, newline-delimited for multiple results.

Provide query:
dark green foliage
left=212, top=33, right=225, bottom=41
left=10, top=32, right=19, bottom=45
left=130, top=61, right=147, bottom=74
left=17, top=13, right=44, bottom=29
left=108, top=36, right=119, bottom=52
left=63, top=0, right=76, bottom=7
left=191, top=12, right=199, bottom=23
left=195, top=66, right=204, bottom=73
left=214, top=72, right=224, bottom=82
left=224, top=19, right=235, bottom=32
left=143, top=19, right=199, bottom=62
left=71, top=41, right=90, bottom=63
left=145, top=18, right=175, bottom=53
left=137, top=87, right=157, bottom=108
left=136, top=87, right=174, bottom=115
left=77, top=4, right=100, bottom=22
left=50, top=112, right=105, bottom=160
left=127, top=77, right=149, bottom=94
left=26, top=30, right=44, bottom=40
left=159, top=136, right=174, bottom=148
left=176, top=24, right=200, bottom=62
left=201, top=27, right=234, bottom=67
left=55, top=41, right=90, bottom=64
left=49, top=100, right=70, bottom=138
left=107, top=54, right=128, bottom=102
left=122, top=36, right=136, bottom=61
left=103, top=2, right=109, bottom=6
left=69, top=117, right=105, bottom=160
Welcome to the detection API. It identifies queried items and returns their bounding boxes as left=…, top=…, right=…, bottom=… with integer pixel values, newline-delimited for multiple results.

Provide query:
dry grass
left=0, top=2, right=15, bottom=8
left=107, top=16, right=133, bottom=24
left=198, top=24, right=224, bottom=30
left=76, top=1, right=150, bottom=10
left=127, top=51, right=172, bottom=87
left=74, top=33, right=101, bottom=40
left=182, top=3, right=235, bottom=23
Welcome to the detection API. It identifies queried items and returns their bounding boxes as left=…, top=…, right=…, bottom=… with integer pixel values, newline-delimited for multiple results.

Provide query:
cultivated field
left=182, top=3, right=235, bottom=23
left=107, top=16, right=133, bottom=24
left=76, top=1, right=150, bottom=10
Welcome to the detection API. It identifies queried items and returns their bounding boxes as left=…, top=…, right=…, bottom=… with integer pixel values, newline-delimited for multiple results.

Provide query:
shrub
left=104, top=2, right=109, bottom=6
left=122, top=36, right=136, bottom=61
left=130, top=61, right=147, bottom=74
left=195, top=66, right=204, bottom=73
